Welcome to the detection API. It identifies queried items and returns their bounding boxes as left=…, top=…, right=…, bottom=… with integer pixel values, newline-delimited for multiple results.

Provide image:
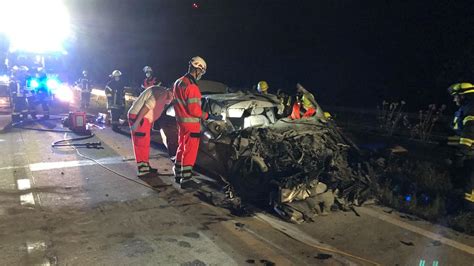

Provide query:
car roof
left=204, top=91, right=280, bottom=106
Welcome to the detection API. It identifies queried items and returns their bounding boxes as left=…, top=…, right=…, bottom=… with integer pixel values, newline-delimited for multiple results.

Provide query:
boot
left=137, top=162, right=157, bottom=178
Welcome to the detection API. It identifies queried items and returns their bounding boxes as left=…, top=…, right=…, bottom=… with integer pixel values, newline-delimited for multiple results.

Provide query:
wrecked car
left=156, top=84, right=373, bottom=222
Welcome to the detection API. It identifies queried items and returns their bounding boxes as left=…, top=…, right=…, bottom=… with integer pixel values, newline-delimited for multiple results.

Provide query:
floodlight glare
left=46, top=78, right=60, bottom=90
left=0, top=0, right=71, bottom=53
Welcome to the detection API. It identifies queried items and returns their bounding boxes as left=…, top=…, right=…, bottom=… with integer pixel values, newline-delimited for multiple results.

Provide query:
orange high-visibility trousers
left=175, top=124, right=200, bottom=179
left=128, top=114, right=152, bottom=163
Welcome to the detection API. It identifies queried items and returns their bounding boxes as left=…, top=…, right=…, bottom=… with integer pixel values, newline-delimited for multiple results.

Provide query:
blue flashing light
left=405, top=195, right=412, bottom=202
left=46, top=78, right=60, bottom=90
left=30, top=79, right=39, bottom=89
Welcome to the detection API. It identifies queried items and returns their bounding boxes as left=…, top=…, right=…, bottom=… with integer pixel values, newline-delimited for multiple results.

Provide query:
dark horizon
left=8, top=0, right=474, bottom=110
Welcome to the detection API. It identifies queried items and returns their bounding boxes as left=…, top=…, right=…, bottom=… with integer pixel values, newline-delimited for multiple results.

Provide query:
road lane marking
left=17, top=179, right=31, bottom=190
left=26, top=241, right=47, bottom=254
left=0, top=156, right=128, bottom=172
left=357, top=207, right=474, bottom=255
left=29, top=157, right=127, bottom=171
left=20, top=192, right=36, bottom=206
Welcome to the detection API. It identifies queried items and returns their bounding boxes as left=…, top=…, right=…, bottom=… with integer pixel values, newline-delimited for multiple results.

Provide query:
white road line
left=0, top=156, right=128, bottom=172
left=26, top=241, right=47, bottom=254
left=17, top=179, right=31, bottom=190
left=357, top=207, right=474, bottom=255
left=20, top=192, right=36, bottom=206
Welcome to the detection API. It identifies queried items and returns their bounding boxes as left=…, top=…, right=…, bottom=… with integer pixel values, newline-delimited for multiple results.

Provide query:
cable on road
left=74, top=147, right=164, bottom=192
left=48, top=129, right=162, bottom=191
left=51, top=133, right=102, bottom=149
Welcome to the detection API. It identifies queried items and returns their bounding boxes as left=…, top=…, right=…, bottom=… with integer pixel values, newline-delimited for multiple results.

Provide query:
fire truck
left=3, top=52, right=72, bottom=121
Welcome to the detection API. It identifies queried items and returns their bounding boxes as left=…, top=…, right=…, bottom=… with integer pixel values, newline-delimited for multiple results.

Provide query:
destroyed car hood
left=204, top=92, right=280, bottom=108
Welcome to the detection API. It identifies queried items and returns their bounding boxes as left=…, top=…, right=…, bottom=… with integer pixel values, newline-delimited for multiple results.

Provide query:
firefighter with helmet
left=28, top=67, right=50, bottom=119
left=76, top=70, right=92, bottom=110
left=289, top=83, right=324, bottom=120
left=257, top=81, right=269, bottom=94
left=105, top=70, right=126, bottom=131
left=141, top=66, right=161, bottom=94
left=446, top=82, right=474, bottom=204
left=172, top=56, right=221, bottom=186
left=9, top=66, right=29, bottom=121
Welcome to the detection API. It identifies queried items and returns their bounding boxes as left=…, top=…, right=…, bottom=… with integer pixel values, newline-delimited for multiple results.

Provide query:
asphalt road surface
left=0, top=115, right=472, bottom=265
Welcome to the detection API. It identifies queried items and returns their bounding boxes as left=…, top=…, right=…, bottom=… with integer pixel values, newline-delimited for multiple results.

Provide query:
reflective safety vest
left=448, top=101, right=474, bottom=151
left=105, top=79, right=125, bottom=108
left=172, top=74, right=208, bottom=125
left=76, top=77, right=92, bottom=93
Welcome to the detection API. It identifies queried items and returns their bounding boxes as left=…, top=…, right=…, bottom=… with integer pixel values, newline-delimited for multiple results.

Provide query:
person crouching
left=128, top=86, right=173, bottom=177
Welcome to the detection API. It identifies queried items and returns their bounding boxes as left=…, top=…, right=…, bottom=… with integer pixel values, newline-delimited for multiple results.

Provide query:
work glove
left=208, top=114, right=223, bottom=120
left=130, top=121, right=140, bottom=132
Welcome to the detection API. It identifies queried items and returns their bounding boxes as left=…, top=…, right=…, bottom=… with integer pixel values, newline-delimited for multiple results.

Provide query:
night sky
left=64, top=0, right=474, bottom=109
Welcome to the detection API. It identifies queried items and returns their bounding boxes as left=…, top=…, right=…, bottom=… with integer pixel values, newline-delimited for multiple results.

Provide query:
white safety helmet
left=189, top=56, right=207, bottom=74
left=82, top=70, right=88, bottom=76
left=143, top=66, right=152, bottom=73
left=111, top=70, right=122, bottom=77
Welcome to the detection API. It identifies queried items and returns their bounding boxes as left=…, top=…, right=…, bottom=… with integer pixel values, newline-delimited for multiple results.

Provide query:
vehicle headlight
left=0, top=75, right=9, bottom=83
left=91, top=88, right=106, bottom=97
left=55, top=85, right=73, bottom=103
left=30, top=79, right=39, bottom=89
left=46, top=79, right=60, bottom=90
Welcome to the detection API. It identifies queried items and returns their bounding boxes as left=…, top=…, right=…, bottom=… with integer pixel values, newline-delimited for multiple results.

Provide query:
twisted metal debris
left=225, top=118, right=374, bottom=219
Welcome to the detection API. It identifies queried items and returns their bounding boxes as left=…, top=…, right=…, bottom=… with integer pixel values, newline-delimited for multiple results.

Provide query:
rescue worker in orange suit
left=140, top=66, right=161, bottom=94
left=172, top=56, right=222, bottom=186
left=128, top=85, right=173, bottom=177
left=289, top=83, right=324, bottom=120
left=446, top=83, right=474, bottom=205
left=105, top=70, right=126, bottom=131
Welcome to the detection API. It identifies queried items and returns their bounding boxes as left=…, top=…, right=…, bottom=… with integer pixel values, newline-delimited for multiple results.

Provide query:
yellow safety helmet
left=324, top=112, right=332, bottom=120
left=447, top=82, right=474, bottom=96
left=257, top=81, right=269, bottom=93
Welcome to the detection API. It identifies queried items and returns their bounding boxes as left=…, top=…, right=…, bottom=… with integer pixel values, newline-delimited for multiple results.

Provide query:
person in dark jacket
left=105, top=70, right=126, bottom=131
left=76, top=70, right=92, bottom=110
left=446, top=83, right=474, bottom=204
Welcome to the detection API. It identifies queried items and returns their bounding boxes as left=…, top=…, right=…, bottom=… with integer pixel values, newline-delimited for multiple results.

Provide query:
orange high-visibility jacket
left=172, top=74, right=208, bottom=126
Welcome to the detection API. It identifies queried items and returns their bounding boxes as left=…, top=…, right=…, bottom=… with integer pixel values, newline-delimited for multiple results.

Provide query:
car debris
left=223, top=117, right=374, bottom=221
left=155, top=87, right=376, bottom=222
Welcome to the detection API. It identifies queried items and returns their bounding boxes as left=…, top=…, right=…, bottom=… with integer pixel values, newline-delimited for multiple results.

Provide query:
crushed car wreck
left=156, top=85, right=375, bottom=222
left=225, top=118, right=373, bottom=222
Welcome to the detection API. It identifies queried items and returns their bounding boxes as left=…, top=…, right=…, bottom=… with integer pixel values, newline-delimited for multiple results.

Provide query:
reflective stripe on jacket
left=105, top=79, right=125, bottom=108
left=76, top=78, right=92, bottom=93
left=172, top=74, right=208, bottom=125
left=448, top=101, right=474, bottom=154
